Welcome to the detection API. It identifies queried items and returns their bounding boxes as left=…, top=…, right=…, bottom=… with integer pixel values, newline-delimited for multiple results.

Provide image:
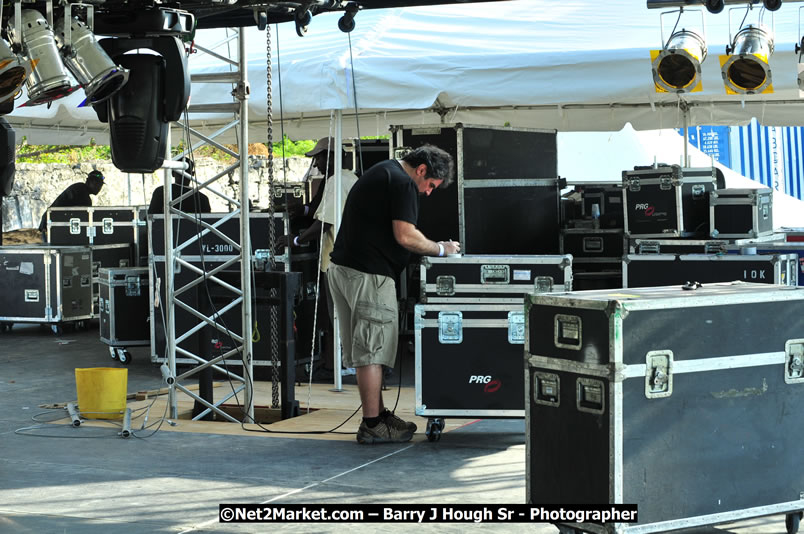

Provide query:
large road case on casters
left=525, top=282, right=804, bottom=534
left=414, top=303, right=526, bottom=441
left=98, top=267, right=150, bottom=364
left=0, top=245, right=93, bottom=334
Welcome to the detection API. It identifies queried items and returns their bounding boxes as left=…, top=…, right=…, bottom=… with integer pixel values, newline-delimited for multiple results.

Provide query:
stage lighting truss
left=651, top=8, right=707, bottom=93
left=719, top=6, right=775, bottom=94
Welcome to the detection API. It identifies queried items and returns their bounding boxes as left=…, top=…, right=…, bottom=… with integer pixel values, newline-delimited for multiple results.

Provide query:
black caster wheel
left=109, top=347, right=118, bottom=360
left=425, top=418, right=445, bottom=442
left=786, top=511, right=802, bottom=534
left=51, top=324, right=63, bottom=336
left=117, top=349, right=132, bottom=365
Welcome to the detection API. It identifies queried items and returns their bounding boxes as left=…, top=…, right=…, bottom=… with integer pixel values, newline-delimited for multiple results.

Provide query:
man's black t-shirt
left=148, top=184, right=212, bottom=214
left=38, top=182, right=93, bottom=232
left=330, top=160, right=418, bottom=279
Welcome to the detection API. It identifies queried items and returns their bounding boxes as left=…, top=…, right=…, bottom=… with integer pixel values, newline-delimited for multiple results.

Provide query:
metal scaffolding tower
left=163, top=28, right=255, bottom=421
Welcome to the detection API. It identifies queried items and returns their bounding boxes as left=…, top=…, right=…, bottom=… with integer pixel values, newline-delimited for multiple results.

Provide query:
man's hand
left=275, top=234, right=292, bottom=249
left=439, top=240, right=461, bottom=255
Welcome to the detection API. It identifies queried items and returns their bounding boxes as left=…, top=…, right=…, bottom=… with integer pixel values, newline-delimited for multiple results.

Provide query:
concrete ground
left=0, top=322, right=795, bottom=534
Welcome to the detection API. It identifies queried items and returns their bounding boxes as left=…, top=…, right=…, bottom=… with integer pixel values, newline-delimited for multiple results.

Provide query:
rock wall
left=1, top=156, right=312, bottom=231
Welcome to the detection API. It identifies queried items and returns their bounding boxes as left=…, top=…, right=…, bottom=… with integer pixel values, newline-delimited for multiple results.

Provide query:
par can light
left=0, top=37, right=31, bottom=104
left=651, top=29, right=707, bottom=93
left=9, top=9, right=78, bottom=106
left=54, top=17, right=129, bottom=105
left=720, top=24, right=775, bottom=94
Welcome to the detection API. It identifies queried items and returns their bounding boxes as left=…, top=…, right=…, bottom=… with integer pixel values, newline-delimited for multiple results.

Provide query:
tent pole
left=333, top=109, right=343, bottom=392
left=683, top=107, right=689, bottom=166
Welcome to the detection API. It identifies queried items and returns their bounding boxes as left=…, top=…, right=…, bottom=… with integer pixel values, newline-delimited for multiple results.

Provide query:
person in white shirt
left=279, top=137, right=358, bottom=379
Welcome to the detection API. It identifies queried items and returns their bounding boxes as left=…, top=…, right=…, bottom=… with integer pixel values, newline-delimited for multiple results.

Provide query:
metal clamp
left=645, top=350, right=673, bottom=398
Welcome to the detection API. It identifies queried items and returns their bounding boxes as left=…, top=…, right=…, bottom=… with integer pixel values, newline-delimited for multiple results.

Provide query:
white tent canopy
left=6, top=0, right=804, bottom=144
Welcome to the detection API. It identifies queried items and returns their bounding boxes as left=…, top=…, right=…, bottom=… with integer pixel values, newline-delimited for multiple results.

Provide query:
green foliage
left=17, top=137, right=111, bottom=164
left=271, top=136, right=315, bottom=158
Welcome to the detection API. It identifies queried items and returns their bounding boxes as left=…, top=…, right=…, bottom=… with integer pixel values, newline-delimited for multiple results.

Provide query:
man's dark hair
left=86, top=169, right=104, bottom=182
left=401, top=144, right=455, bottom=187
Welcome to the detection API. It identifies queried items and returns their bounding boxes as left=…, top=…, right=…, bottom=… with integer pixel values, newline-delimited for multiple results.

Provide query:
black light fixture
left=0, top=37, right=31, bottom=107
left=338, top=2, right=360, bottom=33
left=705, top=0, right=725, bottom=14
left=651, top=9, right=707, bottom=93
left=763, top=0, right=783, bottom=12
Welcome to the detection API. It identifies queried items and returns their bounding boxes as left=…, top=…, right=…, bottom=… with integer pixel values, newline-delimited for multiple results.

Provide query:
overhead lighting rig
left=651, top=8, right=708, bottom=93
left=647, top=1, right=786, bottom=12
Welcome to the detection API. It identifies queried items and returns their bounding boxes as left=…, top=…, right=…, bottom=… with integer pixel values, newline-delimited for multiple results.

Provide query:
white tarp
left=6, top=0, right=804, bottom=143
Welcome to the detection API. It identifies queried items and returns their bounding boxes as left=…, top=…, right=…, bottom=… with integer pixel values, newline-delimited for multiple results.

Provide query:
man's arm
left=392, top=220, right=460, bottom=256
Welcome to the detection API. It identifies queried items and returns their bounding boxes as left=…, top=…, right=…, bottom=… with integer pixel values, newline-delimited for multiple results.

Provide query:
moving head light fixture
left=7, top=1, right=129, bottom=107
left=719, top=5, right=775, bottom=94
left=651, top=8, right=707, bottom=93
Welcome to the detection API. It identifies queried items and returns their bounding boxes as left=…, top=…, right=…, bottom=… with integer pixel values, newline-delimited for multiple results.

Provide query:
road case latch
left=102, top=218, right=114, bottom=234
left=435, top=275, right=455, bottom=296
left=508, top=311, right=525, bottom=344
left=438, top=311, right=462, bottom=344
left=627, top=178, right=640, bottom=192
left=125, top=275, right=142, bottom=297
left=785, top=339, right=804, bottom=384
left=534, top=276, right=554, bottom=293
left=691, top=184, right=706, bottom=198
left=533, top=371, right=560, bottom=407
left=69, top=218, right=81, bottom=235
left=645, top=350, right=673, bottom=398
left=576, top=378, right=605, bottom=414
left=660, top=176, right=673, bottom=191
left=480, top=264, right=510, bottom=285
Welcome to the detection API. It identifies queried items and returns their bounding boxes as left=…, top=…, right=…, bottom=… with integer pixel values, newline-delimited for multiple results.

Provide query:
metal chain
left=266, top=25, right=280, bottom=409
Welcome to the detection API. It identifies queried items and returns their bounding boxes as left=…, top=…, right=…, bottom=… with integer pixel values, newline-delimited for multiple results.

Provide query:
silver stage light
left=652, top=29, right=707, bottom=93
left=54, top=17, right=129, bottom=105
left=9, top=9, right=78, bottom=106
left=720, top=24, right=775, bottom=94
left=0, top=37, right=31, bottom=103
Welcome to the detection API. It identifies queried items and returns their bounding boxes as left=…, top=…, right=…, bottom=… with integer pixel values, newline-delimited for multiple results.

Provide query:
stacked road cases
left=414, top=254, right=572, bottom=441
left=525, top=282, right=804, bottom=533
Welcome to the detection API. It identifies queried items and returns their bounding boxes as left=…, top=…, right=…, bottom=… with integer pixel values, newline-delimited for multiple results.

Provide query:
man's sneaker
left=381, top=409, right=417, bottom=434
left=356, top=419, right=414, bottom=444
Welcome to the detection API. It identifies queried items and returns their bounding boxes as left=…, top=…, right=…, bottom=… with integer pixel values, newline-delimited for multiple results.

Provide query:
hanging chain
left=266, top=25, right=280, bottom=410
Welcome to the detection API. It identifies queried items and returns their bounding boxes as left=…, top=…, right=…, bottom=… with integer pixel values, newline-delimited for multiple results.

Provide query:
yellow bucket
left=74, top=367, right=128, bottom=420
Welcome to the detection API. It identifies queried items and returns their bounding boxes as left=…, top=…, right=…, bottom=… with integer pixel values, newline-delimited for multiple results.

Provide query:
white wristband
left=294, top=235, right=300, bottom=246
left=437, top=243, right=445, bottom=257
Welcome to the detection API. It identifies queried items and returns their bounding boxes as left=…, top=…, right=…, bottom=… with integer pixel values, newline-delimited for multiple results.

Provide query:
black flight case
left=390, top=123, right=561, bottom=254
left=0, top=245, right=93, bottom=334
left=525, top=282, right=804, bottom=533
left=98, top=267, right=149, bottom=364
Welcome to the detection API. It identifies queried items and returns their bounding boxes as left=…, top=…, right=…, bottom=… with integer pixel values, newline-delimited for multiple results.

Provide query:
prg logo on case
left=634, top=203, right=656, bottom=216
